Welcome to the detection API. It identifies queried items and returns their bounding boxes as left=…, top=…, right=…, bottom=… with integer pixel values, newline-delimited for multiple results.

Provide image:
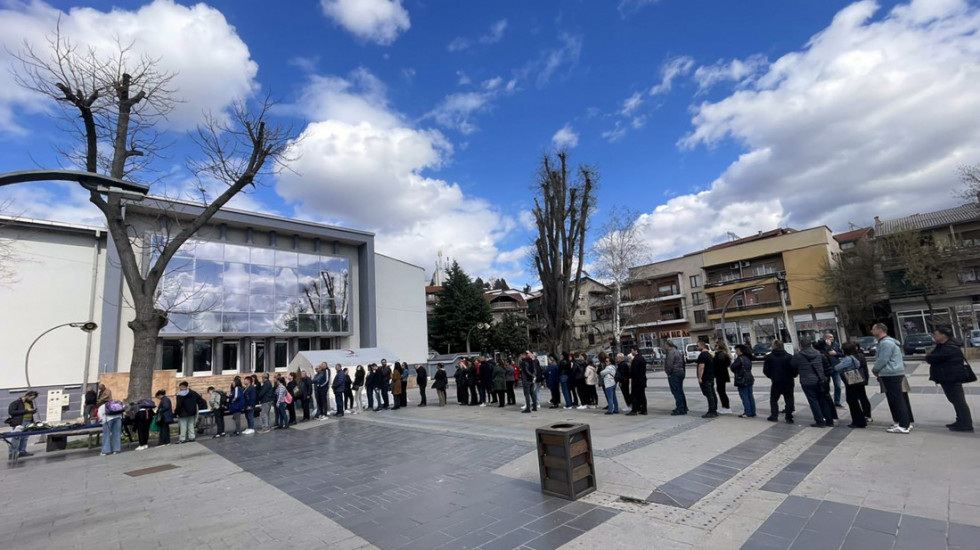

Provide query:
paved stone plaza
left=3, top=361, right=979, bottom=550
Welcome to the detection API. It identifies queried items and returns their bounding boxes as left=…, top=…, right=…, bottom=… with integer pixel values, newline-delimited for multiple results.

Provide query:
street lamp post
left=25, top=322, right=98, bottom=389
left=466, top=323, right=489, bottom=355
left=718, top=286, right=766, bottom=346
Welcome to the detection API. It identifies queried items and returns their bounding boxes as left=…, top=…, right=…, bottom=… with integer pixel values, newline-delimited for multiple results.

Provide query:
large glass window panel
left=249, top=265, right=275, bottom=294
left=297, top=252, right=319, bottom=268
left=222, top=262, right=249, bottom=296
left=161, top=340, right=183, bottom=370
left=223, top=294, right=249, bottom=313
left=250, top=247, right=275, bottom=266
left=297, top=314, right=318, bottom=332
left=275, top=267, right=298, bottom=295
left=162, top=313, right=193, bottom=334
left=194, top=241, right=224, bottom=261
left=275, top=250, right=298, bottom=267
left=222, top=343, right=239, bottom=373
left=222, top=313, right=249, bottom=333
left=274, top=294, right=297, bottom=313
left=224, top=244, right=250, bottom=263
left=194, top=312, right=221, bottom=333
left=250, top=295, right=275, bottom=313
left=193, top=339, right=213, bottom=373
left=249, top=313, right=275, bottom=333
left=274, top=341, right=288, bottom=369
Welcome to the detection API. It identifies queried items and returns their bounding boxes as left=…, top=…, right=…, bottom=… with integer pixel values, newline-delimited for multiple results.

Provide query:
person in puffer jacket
left=791, top=339, right=834, bottom=427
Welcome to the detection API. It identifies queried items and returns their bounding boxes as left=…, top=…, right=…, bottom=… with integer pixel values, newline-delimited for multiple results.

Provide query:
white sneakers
left=243, top=429, right=255, bottom=435
left=718, top=408, right=733, bottom=415
left=577, top=405, right=587, bottom=410
left=136, top=445, right=148, bottom=451
left=887, top=426, right=911, bottom=434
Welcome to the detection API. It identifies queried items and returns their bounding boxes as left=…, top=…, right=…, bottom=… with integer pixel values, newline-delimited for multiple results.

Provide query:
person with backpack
left=228, top=377, right=245, bottom=436
left=133, top=398, right=155, bottom=450
left=154, top=390, right=173, bottom=446
left=836, top=343, right=870, bottom=429
left=242, top=376, right=257, bottom=435
left=99, top=398, right=126, bottom=456
left=207, top=386, right=227, bottom=438
left=174, top=381, right=207, bottom=443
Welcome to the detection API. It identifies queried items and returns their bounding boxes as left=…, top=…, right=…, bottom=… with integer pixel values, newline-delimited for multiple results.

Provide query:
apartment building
left=622, top=252, right=711, bottom=350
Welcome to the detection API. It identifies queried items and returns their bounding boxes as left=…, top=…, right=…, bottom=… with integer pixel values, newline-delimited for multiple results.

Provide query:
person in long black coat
left=763, top=340, right=797, bottom=423
left=626, top=349, right=648, bottom=415
left=432, top=364, right=448, bottom=406
left=616, top=355, right=632, bottom=410
left=416, top=364, right=428, bottom=406
left=455, top=364, right=469, bottom=405
left=467, top=361, right=480, bottom=405
left=481, top=358, right=496, bottom=404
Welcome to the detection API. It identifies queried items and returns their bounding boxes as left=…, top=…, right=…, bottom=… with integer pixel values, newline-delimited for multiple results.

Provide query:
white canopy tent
left=287, top=347, right=400, bottom=375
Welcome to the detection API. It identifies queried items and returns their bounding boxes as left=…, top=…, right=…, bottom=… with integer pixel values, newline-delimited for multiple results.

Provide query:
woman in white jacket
left=600, top=359, right=620, bottom=415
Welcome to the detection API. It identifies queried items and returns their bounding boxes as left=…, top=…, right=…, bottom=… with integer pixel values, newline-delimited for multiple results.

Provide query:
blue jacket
left=243, top=385, right=256, bottom=409
left=545, top=363, right=559, bottom=389
left=873, top=336, right=905, bottom=377
left=331, top=370, right=347, bottom=392
left=228, top=386, right=244, bottom=413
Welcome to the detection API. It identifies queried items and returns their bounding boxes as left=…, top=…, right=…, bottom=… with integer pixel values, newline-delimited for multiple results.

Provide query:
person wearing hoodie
left=174, top=381, right=207, bottom=443
left=664, top=342, right=687, bottom=416
left=545, top=356, right=561, bottom=408
left=763, top=340, right=796, bottom=423
left=257, top=373, right=275, bottom=431
left=872, top=323, right=913, bottom=433
left=791, top=339, right=835, bottom=427
left=600, top=358, right=620, bottom=414
left=332, top=364, right=348, bottom=417
left=312, top=364, right=330, bottom=419
left=926, top=326, right=974, bottom=432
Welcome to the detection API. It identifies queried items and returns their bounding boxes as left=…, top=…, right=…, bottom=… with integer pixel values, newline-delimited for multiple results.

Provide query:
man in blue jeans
left=7, top=391, right=39, bottom=458
left=664, top=342, right=688, bottom=415
left=332, top=364, right=348, bottom=417
left=822, top=332, right=845, bottom=408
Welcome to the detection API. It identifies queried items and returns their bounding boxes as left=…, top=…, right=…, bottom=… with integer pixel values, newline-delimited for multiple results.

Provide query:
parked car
left=902, top=333, right=933, bottom=355
left=971, top=329, right=980, bottom=348
left=856, top=336, right=877, bottom=357
left=685, top=343, right=701, bottom=363
left=751, top=342, right=772, bottom=360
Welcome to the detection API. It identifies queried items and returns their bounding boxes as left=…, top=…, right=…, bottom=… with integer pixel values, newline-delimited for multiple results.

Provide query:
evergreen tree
left=429, top=261, right=493, bottom=353
left=487, top=313, right=530, bottom=357
left=492, top=278, right=510, bottom=290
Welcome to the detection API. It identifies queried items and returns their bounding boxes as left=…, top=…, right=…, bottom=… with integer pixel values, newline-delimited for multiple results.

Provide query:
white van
left=685, top=343, right=701, bottom=363
left=971, top=330, right=980, bottom=348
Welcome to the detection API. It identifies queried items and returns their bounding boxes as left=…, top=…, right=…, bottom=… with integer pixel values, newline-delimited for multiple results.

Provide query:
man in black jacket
left=616, top=354, right=632, bottom=411
left=7, top=391, right=39, bottom=458
left=926, top=326, right=974, bottom=432
left=380, top=359, right=392, bottom=409
left=300, top=370, right=314, bottom=421
left=763, top=340, right=796, bottom=423
left=626, top=348, right=648, bottom=415
left=696, top=342, right=718, bottom=418
left=481, top=357, right=496, bottom=404
left=174, top=381, right=207, bottom=443
left=520, top=351, right=540, bottom=413
left=416, top=364, right=428, bottom=407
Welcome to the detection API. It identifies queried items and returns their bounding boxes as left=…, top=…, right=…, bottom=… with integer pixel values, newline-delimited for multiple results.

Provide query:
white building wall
left=0, top=224, right=105, bottom=389
left=374, top=253, right=427, bottom=363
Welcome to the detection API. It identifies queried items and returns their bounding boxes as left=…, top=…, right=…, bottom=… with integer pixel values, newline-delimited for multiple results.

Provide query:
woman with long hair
left=391, top=363, right=404, bottom=410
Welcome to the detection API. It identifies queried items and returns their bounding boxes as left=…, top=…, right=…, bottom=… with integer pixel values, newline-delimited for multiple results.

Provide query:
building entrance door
left=252, top=341, right=266, bottom=373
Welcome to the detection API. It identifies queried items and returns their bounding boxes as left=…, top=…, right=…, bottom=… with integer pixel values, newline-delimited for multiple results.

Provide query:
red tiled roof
left=833, top=227, right=872, bottom=244
left=703, top=228, right=796, bottom=252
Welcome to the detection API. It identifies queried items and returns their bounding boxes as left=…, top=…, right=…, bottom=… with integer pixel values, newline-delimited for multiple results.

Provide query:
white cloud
left=693, top=54, right=769, bottom=94
left=650, top=55, right=694, bottom=95
left=277, top=69, right=517, bottom=278
left=601, top=122, right=629, bottom=144
left=520, top=33, right=583, bottom=88
left=483, top=76, right=504, bottom=90
left=0, top=0, right=258, bottom=133
left=620, top=92, right=644, bottom=116
left=552, top=124, right=579, bottom=149
left=320, top=0, right=410, bottom=45
left=456, top=71, right=472, bottom=86
left=447, top=18, right=508, bottom=52
left=635, top=0, right=980, bottom=258
left=426, top=92, right=492, bottom=135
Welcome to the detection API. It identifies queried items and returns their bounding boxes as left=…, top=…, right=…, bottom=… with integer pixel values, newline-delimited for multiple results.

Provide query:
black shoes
left=766, top=417, right=778, bottom=422
left=670, top=410, right=687, bottom=416
left=521, top=409, right=531, bottom=413
left=625, top=412, right=638, bottom=416
left=810, top=423, right=826, bottom=428
left=949, top=425, right=975, bottom=432
left=786, top=418, right=794, bottom=424
left=702, top=412, right=718, bottom=418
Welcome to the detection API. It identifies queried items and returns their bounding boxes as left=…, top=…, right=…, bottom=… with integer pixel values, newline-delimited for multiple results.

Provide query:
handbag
left=843, top=369, right=866, bottom=385
left=959, top=359, right=978, bottom=384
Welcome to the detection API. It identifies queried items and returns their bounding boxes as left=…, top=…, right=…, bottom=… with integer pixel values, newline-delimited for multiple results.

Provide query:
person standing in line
left=474, top=359, right=487, bottom=406
left=559, top=353, right=574, bottom=409
left=228, top=377, right=245, bottom=436
left=455, top=362, right=468, bottom=405
left=391, top=364, right=404, bottom=410
left=83, top=384, right=98, bottom=424
left=763, top=340, right=796, bottom=423
left=585, top=359, right=598, bottom=409
left=481, top=356, right=496, bottom=405
left=366, top=364, right=377, bottom=411
left=792, top=339, right=835, bottom=428
left=133, top=398, right=155, bottom=451
left=520, top=351, right=539, bottom=413
left=416, top=364, right=428, bottom=407
left=616, top=353, right=632, bottom=413
left=468, top=360, right=482, bottom=406
left=627, top=347, right=648, bottom=416
left=300, top=370, right=313, bottom=422
left=664, top=342, right=688, bottom=416
left=926, top=326, right=975, bottom=432
left=545, top=355, right=561, bottom=409
left=242, top=376, right=256, bottom=435
left=379, top=359, right=392, bottom=410
left=332, top=364, right=348, bottom=417
left=433, top=363, right=448, bottom=406
left=174, top=381, right=207, bottom=443
left=732, top=345, right=756, bottom=418
left=353, top=365, right=366, bottom=413
left=493, top=360, right=507, bottom=408
left=96, top=383, right=112, bottom=407
left=6, top=391, right=39, bottom=459
left=257, top=373, right=274, bottom=431
left=313, top=363, right=330, bottom=419
left=601, top=358, right=620, bottom=415
left=872, top=323, right=913, bottom=434
left=823, top=331, right=845, bottom=408
left=835, top=342, right=869, bottom=429
left=274, top=376, right=289, bottom=429
left=154, top=389, right=173, bottom=446
left=207, top=386, right=227, bottom=438
left=504, top=360, right=517, bottom=406
left=713, top=342, right=733, bottom=415
left=696, top=342, right=718, bottom=418
left=343, top=368, right=354, bottom=410
left=285, top=373, right=299, bottom=425
left=572, top=354, right=588, bottom=410
left=98, top=399, right=124, bottom=456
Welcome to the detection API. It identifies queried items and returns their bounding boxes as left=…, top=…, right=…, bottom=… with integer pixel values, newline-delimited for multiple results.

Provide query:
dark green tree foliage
left=428, top=261, right=492, bottom=353
left=486, top=313, right=529, bottom=357
left=492, top=278, right=510, bottom=290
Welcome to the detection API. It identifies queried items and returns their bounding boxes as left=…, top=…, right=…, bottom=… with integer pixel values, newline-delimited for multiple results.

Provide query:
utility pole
left=776, top=272, right=795, bottom=350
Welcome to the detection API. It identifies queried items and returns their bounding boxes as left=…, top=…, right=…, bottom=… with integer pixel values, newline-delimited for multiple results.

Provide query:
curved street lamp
left=466, top=322, right=490, bottom=355
left=25, top=321, right=99, bottom=388
left=718, top=286, right=766, bottom=346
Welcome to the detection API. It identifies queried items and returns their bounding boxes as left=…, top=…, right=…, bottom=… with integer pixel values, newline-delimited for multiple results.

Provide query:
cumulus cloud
left=448, top=18, right=508, bottom=52
left=693, top=54, right=769, bottom=95
left=552, top=124, right=579, bottom=149
left=0, top=0, right=258, bottom=133
left=427, top=75, right=518, bottom=134
left=277, top=69, right=516, bottom=277
left=320, top=0, right=410, bottom=45
left=634, top=0, right=980, bottom=259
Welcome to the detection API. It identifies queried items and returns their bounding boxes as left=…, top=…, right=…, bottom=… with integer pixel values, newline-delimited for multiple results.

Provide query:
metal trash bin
left=535, top=423, right=596, bottom=500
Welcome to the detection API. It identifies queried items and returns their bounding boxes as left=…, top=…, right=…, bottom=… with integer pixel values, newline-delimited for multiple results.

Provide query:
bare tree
left=957, top=164, right=980, bottom=203
left=14, top=27, right=293, bottom=399
left=880, top=229, right=946, bottom=330
left=531, top=152, right=596, bottom=356
left=0, top=200, right=19, bottom=286
left=820, top=239, right=886, bottom=336
left=591, top=206, right=649, bottom=353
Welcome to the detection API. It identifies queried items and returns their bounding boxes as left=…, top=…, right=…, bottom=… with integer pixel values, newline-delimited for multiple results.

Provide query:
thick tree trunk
left=126, top=296, right=167, bottom=400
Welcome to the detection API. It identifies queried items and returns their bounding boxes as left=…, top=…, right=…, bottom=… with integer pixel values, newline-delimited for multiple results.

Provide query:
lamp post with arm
left=24, top=321, right=99, bottom=389
left=718, top=286, right=766, bottom=346
left=466, top=323, right=489, bottom=355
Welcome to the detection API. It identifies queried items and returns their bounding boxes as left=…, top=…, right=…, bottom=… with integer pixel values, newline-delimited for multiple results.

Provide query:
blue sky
left=0, top=0, right=977, bottom=286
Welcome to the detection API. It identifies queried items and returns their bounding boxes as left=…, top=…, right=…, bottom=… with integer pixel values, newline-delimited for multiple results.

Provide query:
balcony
left=705, top=272, right=778, bottom=290
left=707, top=301, right=783, bottom=316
